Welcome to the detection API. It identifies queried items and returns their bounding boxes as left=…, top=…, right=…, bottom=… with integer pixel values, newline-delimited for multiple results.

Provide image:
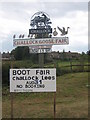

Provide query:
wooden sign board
left=29, top=45, right=52, bottom=53
left=29, top=47, right=52, bottom=53
left=29, top=28, right=52, bottom=34
left=13, top=37, right=69, bottom=47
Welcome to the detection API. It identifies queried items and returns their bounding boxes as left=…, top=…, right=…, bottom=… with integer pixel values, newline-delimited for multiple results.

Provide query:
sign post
left=39, top=53, right=44, bottom=68
left=54, top=92, right=56, bottom=119
left=54, top=61, right=56, bottom=119
left=12, top=11, right=70, bottom=118
left=29, top=11, right=52, bottom=68
left=11, top=92, right=13, bottom=118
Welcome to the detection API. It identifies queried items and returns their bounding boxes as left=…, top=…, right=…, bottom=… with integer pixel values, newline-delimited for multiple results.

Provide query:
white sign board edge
left=10, top=68, right=56, bottom=92
left=29, top=45, right=52, bottom=49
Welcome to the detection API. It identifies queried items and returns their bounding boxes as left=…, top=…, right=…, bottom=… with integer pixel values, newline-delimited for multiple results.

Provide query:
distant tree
left=23, top=47, right=30, bottom=59
left=62, top=49, right=67, bottom=60
left=2, top=52, right=5, bottom=54
left=11, top=47, right=29, bottom=60
left=63, top=49, right=65, bottom=53
left=57, top=51, right=59, bottom=53
left=29, top=53, right=38, bottom=64
left=11, top=49, right=15, bottom=55
left=11, top=46, right=39, bottom=63
left=82, top=52, right=85, bottom=55
left=87, top=50, right=90, bottom=55
left=15, top=47, right=23, bottom=60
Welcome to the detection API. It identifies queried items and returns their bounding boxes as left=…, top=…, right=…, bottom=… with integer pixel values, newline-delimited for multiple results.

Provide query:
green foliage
left=11, top=46, right=29, bottom=60
left=2, top=60, right=33, bottom=85
left=2, top=58, right=89, bottom=85
left=2, top=63, right=10, bottom=85
left=55, top=61, right=61, bottom=76
left=11, top=47, right=39, bottom=64
left=30, top=53, right=38, bottom=64
left=86, top=50, right=90, bottom=55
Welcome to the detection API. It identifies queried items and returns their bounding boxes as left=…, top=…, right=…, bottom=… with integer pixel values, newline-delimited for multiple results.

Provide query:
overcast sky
left=0, top=1, right=88, bottom=53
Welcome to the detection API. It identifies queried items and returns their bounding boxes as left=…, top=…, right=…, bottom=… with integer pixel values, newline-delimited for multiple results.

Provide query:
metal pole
left=11, top=61, right=13, bottom=119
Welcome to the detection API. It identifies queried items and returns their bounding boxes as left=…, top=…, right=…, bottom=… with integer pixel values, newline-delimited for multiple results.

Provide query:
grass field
left=2, top=59, right=89, bottom=68
left=2, top=72, right=88, bottom=118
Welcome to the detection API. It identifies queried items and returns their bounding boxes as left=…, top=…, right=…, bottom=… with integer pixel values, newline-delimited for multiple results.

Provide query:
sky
left=0, top=0, right=89, bottom=53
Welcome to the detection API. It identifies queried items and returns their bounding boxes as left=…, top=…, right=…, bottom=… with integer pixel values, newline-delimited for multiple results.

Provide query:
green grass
left=2, top=60, right=34, bottom=68
left=2, top=72, right=88, bottom=118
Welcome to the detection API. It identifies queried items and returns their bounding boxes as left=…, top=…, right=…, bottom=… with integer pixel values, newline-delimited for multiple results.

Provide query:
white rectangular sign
left=13, top=37, right=69, bottom=46
left=29, top=48, right=52, bottom=53
left=10, top=69, right=56, bottom=92
left=29, top=45, right=52, bottom=53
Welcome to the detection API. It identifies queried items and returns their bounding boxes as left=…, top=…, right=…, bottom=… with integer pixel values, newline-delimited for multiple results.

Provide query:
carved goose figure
left=57, top=26, right=70, bottom=36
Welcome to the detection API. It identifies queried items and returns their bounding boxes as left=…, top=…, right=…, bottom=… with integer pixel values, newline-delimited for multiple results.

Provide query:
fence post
left=70, top=60, right=72, bottom=72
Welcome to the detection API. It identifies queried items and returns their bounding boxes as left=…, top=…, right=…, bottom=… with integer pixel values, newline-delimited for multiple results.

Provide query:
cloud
left=0, top=0, right=89, bottom=2
left=52, top=10, right=88, bottom=52
left=0, top=2, right=88, bottom=53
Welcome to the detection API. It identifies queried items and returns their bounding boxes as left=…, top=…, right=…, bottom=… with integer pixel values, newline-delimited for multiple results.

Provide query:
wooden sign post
left=54, top=61, right=56, bottom=119
left=54, top=92, right=56, bottom=119
left=39, top=53, right=44, bottom=68
left=12, top=11, right=69, bottom=119
left=10, top=92, right=13, bottom=118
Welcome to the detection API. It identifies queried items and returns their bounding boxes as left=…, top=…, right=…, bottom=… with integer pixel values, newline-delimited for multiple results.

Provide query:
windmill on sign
left=57, top=26, right=70, bottom=36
